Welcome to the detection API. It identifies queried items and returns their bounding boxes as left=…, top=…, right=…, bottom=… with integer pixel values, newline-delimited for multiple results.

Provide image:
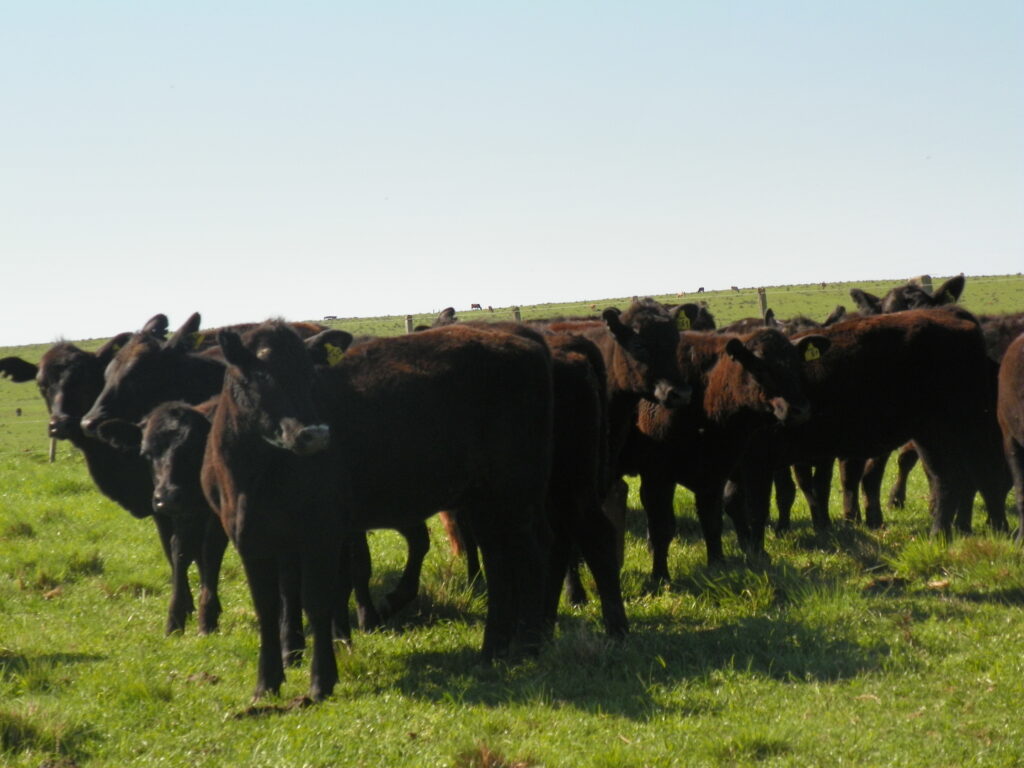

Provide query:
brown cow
left=202, top=321, right=554, bottom=701
left=997, top=332, right=1024, bottom=541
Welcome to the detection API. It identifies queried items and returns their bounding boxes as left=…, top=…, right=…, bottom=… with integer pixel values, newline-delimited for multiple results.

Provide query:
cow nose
left=49, top=416, right=71, bottom=439
left=655, top=380, right=691, bottom=409
left=294, top=424, right=331, bottom=455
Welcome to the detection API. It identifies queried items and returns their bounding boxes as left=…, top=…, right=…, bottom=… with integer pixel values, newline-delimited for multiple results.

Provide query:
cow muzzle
left=654, top=380, right=691, bottom=409
left=278, top=420, right=331, bottom=455
left=771, top=396, right=811, bottom=426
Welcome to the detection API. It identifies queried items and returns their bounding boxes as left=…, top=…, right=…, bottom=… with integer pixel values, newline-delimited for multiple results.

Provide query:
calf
left=96, top=399, right=228, bottom=633
left=997, top=332, right=1024, bottom=541
left=202, top=321, right=554, bottom=700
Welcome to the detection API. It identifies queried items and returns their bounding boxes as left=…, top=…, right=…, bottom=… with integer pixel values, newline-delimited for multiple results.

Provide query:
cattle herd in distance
left=1, top=274, right=1023, bottom=704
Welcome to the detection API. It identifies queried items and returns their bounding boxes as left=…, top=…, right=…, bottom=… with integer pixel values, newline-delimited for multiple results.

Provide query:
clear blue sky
left=2, top=1, right=1021, bottom=346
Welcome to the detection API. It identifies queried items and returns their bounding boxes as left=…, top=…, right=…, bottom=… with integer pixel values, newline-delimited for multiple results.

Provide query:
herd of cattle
left=2, top=274, right=1024, bottom=703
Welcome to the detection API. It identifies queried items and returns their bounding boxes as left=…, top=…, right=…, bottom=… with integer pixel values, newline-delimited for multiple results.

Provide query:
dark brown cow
left=850, top=274, right=965, bottom=316
left=997, top=332, right=1024, bottom=541
left=623, top=328, right=828, bottom=576
left=736, top=307, right=1009, bottom=543
left=202, top=321, right=554, bottom=701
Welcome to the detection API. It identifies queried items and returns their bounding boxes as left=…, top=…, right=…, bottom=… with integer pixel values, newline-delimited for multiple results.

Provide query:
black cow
left=735, top=307, right=1009, bottom=544
left=0, top=315, right=225, bottom=634
left=202, top=321, right=554, bottom=701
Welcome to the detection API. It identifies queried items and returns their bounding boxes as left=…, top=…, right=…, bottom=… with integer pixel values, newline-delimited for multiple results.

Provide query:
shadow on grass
left=390, top=613, right=887, bottom=721
left=0, top=650, right=105, bottom=682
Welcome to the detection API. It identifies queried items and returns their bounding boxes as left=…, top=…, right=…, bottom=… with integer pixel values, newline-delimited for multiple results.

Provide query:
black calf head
left=219, top=322, right=331, bottom=456
left=723, top=330, right=831, bottom=425
left=97, top=402, right=213, bottom=516
left=81, top=313, right=215, bottom=435
left=851, top=275, right=965, bottom=315
left=603, top=299, right=692, bottom=408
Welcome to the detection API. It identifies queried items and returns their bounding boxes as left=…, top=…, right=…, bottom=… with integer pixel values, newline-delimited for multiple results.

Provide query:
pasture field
left=2, top=275, right=1024, bottom=767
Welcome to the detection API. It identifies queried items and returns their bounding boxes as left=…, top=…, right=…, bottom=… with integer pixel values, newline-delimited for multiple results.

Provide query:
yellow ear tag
left=804, top=343, right=821, bottom=362
left=324, top=343, right=346, bottom=367
left=677, top=314, right=692, bottom=331
left=191, top=333, right=206, bottom=350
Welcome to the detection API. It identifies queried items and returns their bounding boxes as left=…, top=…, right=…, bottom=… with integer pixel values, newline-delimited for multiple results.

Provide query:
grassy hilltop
left=1, top=274, right=1023, bottom=767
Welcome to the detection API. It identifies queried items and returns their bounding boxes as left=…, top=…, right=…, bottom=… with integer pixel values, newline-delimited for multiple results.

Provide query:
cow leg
left=300, top=548, right=340, bottom=701
left=240, top=552, right=286, bottom=699
left=693, top=484, right=727, bottom=566
left=163, top=515, right=195, bottom=635
left=839, top=457, right=865, bottom=523
left=737, top=463, right=773, bottom=564
left=349, top=533, right=381, bottom=632
left=575, top=500, right=628, bottom=638
left=542, top=512, right=575, bottom=637
left=638, top=473, right=679, bottom=580
left=562, top=550, right=589, bottom=606
left=1005, top=435, right=1024, bottom=544
left=772, top=467, right=796, bottom=533
left=380, top=522, right=430, bottom=619
left=792, top=463, right=816, bottom=521
left=277, top=553, right=305, bottom=666
left=197, top=515, right=228, bottom=634
left=860, top=453, right=888, bottom=529
left=808, top=460, right=834, bottom=530
left=889, top=443, right=919, bottom=509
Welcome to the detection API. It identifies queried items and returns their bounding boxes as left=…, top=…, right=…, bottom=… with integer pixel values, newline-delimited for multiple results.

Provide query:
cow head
left=722, top=330, right=831, bottom=425
left=603, top=299, right=692, bottom=408
left=96, top=402, right=213, bottom=516
left=218, top=321, right=333, bottom=456
left=24, top=334, right=132, bottom=441
left=851, top=275, right=965, bottom=315
left=81, top=313, right=213, bottom=436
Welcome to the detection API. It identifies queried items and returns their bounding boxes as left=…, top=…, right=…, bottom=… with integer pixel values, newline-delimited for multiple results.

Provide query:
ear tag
left=191, top=332, right=206, bottom=350
left=804, top=343, right=821, bottom=362
left=677, top=315, right=692, bottom=331
left=324, top=343, right=346, bottom=367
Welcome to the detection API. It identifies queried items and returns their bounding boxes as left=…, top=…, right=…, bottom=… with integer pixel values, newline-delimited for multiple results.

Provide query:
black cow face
left=603, top=299, right=692, bottom=408
left=219, top=323, right=331, bottom=456
left=725, top=330, right=831, bottom=425
left=81, top=313, right=207, bottom=436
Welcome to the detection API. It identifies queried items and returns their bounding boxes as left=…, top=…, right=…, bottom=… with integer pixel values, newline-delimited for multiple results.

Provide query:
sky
left=2, top=1, right=1021, bottom=346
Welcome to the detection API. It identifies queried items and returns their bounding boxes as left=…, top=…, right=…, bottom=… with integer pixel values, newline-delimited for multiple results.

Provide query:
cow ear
left=0, top=356, right=39, bottom=383
left=95, top=418, right=143, bottom=453
left=167, top=313, right=204, bottom=352
left=764, top=308, right=777, bottom=327
left=141, top=313, right=170, bottom=340
left=823, top=305, right=846, bottom=326
left=217, top=330, right=254, bottom=368
left=850, top=289, right=881, bottom=314
left=436, top=307, right=458, bottom=326
left=932, top=274, right=965, bottom=305
left=96, top=332, right=133, bottom=365
left=602, top=308, right=633, bottom=345
left=673, top=304, right=698, bottom=331
left=306, top=330, right=354, bottom=367
left=725, top=337, right=754, bottom=365
left=796, top=335, right=830, bottom=362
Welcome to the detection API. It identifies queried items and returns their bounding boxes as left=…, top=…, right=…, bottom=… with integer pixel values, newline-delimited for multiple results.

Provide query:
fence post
left=49, top=438, right=57, bottom=463
left=757, top=287, right=768, bottom=318
left=405, top=315, right=414, bottom=334
left=513, top=307, right=522, bottom=323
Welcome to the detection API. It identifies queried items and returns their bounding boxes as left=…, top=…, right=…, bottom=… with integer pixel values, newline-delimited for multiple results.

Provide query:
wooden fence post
left=513, top=307, right=522, bottom=322
left=405, top=315, right=414, bottom=334
left=49, top=438, right=57, bottom=463
left=757, top=287, right=768, bottom=318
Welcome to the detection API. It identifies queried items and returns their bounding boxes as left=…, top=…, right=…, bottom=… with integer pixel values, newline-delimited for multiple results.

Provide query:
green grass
left=1, top=275, right=1023, bottom=767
